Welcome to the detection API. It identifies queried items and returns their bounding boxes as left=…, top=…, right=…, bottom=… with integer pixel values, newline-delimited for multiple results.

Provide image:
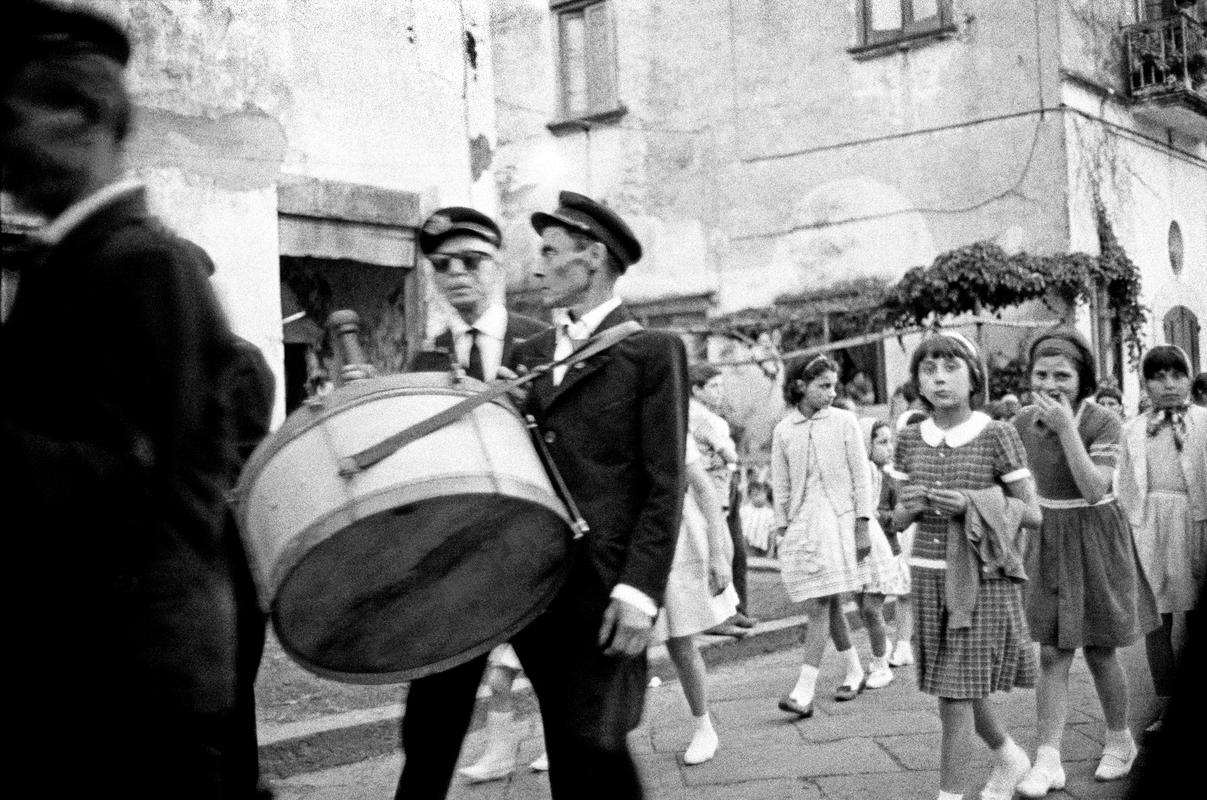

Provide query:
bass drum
left=235, top=371, right=572, bottom=684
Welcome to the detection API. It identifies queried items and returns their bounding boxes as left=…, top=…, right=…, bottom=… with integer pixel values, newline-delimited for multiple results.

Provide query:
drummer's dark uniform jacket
left=512, top=301, right=688, bottom=744
left=1, top=187, right=242, bottom=725
left=410, top=309, right=548, bottom=380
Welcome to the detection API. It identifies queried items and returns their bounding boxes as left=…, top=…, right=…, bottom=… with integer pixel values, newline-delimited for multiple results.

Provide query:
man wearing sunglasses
left=409, top=206, right=546, bottom=383
left=394, top=206, right=548, bottom=800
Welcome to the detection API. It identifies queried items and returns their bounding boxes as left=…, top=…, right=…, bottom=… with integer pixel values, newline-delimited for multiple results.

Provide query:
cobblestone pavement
left=268, top=636, right=1155, bottom=800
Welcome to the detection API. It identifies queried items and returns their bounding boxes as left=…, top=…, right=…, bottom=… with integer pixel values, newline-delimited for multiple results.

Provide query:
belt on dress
left=1037, top=493, right=1116, bottom=509
left=909, top=556, right=948, bottom=570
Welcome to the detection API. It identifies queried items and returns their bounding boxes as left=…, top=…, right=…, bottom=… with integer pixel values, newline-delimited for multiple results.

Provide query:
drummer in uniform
left=507, top=191, right=689, bottom=800
left=395, top=207, right=548, bottom=799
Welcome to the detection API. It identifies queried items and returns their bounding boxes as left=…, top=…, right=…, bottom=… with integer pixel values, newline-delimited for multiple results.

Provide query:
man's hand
left=494, top=364, right=530, bottom=407
left=598, top=598, right=654, bottom=658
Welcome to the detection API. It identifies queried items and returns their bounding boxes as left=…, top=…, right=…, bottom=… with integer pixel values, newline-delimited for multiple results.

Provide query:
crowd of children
left=722, top=331, right=1205, bottom=800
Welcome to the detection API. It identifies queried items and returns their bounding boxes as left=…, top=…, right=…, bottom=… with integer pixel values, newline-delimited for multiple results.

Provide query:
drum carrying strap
left=338, top=320, right=645, bottom=478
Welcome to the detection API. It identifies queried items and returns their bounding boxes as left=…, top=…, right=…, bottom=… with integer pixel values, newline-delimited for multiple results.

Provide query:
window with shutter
left=552, top=1, right=620, bottom=124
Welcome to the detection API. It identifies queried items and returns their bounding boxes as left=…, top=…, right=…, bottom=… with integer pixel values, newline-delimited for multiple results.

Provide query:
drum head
left=272, top=493, right=570, bottom=684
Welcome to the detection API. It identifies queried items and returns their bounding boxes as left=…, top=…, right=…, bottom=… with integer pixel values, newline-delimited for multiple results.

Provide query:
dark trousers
left=394, top=566, right=646, bottom=800
left=395, top=653, right=490, bottom=800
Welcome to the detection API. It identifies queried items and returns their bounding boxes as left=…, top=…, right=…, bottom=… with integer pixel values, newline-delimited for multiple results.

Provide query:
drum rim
left=233, top=371, right=519, bottom=520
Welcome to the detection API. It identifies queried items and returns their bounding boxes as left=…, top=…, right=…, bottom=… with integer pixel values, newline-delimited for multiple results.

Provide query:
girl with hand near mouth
left=1117, top=345, right=1207, bottom=742
left=1012, top=329, right=1157, bottom=796
left=889, top=332, right=1040, bottom=800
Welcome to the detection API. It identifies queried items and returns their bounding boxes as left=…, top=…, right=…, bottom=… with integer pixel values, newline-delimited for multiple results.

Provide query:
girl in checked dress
left=771, top=356, right=898, bottom=718
left=888, top=332, right=1041, bottom=800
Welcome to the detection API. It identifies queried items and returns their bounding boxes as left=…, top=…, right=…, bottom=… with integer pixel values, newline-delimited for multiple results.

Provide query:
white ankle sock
left=869, top=654, right=889, bottom=671
left=694, top=712, right=715, bottom=734
left=1034, top=744, right=1061, bottom=771
left=838, top=646, right=864, bottom=686
left=1103, top=727, right=1134, bottom=754
left=937, top=791, right=964, bottom=800
left=790, top=663, right=819, bottom=705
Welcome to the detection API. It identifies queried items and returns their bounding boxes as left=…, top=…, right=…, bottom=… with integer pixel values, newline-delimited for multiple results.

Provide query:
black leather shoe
left=777, top=696, right=814, bottom=718
left=834, top=679, right=864, bottom=702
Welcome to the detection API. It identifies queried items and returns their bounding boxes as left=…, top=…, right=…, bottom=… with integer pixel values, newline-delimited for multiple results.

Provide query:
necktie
left=467, top=327, right=485, bottom=381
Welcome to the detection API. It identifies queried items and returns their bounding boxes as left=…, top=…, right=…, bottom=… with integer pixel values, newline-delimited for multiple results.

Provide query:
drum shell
left=235, top=371, right=572, bottom=684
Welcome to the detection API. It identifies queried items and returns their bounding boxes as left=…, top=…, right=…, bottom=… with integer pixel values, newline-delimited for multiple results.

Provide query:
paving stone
left=680, top=739, right=898, bottom=786
left=797, top=709, right=941, bottom=742
left=688, top=777, right=822, bottom=799
left=814, top=769, right=940, bottom=800
left=650, top=717, right=803, bottom=753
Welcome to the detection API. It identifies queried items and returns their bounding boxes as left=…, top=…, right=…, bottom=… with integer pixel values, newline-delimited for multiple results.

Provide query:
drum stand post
left=526, top=414, right=588, bottom=540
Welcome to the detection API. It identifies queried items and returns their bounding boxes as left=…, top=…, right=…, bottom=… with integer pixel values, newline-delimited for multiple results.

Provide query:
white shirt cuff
left=610, top=584, right=658, bottom=618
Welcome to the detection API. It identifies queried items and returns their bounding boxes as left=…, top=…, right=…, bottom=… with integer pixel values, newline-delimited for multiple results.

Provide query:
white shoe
left=459, top=753, right=516, bottom=784
left=529, top=752, right=549, bottom=772
left=981, top=741, right=1030, bottom=800
left=1094, top=743, right=1137, bottom=781
left=888, top=640, right=914, bottom=667
left=864, top=659, right=894, bottom=689
left=683, top=726, right=718, bottom=765
left=1015, top=762, right=1066, bottom=798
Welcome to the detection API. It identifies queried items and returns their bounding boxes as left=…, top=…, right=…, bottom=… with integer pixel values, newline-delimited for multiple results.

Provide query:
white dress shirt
left=448, top=304, right=508, bottom=380
left=551, top=296, right=621, bottom=385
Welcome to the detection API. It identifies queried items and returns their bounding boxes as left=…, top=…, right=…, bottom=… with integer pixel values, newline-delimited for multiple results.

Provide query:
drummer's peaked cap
left=531, top=191, right=642, bottom=272
left=3, top=0, right=130, bottom=87
left=419, top=207, right=502, bottom=254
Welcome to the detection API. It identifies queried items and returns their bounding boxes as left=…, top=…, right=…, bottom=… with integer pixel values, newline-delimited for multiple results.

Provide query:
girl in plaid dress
left=771, top=356, right=898, bottom=718
left=889, top=333, right=1041, bottom=800
left=1012, top=330, right=1157, bottom=796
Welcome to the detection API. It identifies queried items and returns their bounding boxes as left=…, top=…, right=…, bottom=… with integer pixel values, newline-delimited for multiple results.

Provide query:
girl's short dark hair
left=1027, top=327, right=1098, bottom=402
left=783, top=355, right=839, bottom=405
left=908, top=333, right=987, bottom=410
left=1141, top=345, right=1191, bottom=381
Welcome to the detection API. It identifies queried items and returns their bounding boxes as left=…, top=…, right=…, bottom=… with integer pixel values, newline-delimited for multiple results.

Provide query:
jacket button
left=543, top=430, right=557, bottom=444
left=573, top=362, right=586, bottom=370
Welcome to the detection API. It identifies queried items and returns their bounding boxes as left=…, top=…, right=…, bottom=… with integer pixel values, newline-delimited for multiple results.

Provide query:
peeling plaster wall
left=1058, top=1, right=1207, bottom=408
left=72, top=0, right=496, bottom=420
left=492, top=0, right=1071, bottom=315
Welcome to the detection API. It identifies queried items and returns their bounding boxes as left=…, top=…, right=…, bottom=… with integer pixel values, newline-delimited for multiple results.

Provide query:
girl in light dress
left=654, top=436, right=739, bottom=765
left=772, top=356, right=899, bottom=718
left=865, top=418, right=917, bottom=669
left=1116, top=345, right=1207, bottom=740
left=888, top=332, right=1041, bottom=800
left=1011, top=329, right=1157, bottom=796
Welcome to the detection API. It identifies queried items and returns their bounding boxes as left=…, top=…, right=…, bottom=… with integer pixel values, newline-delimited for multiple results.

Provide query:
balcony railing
left=1124, top=12, right=1207, bottom=101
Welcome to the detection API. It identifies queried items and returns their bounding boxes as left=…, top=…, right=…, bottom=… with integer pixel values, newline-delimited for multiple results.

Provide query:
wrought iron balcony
left=1124, top=11, right=1207, bottom=137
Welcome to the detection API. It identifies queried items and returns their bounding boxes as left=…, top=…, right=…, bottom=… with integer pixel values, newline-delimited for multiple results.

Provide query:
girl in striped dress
left=772, top=356, right=898, bottom=718
left=1012, top=329, right=1156, bottom=795
left=889, top=332, right=1041, bottom=800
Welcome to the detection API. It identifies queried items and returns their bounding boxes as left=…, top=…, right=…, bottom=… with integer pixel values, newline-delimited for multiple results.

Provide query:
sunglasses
left=428, top=251, right=493, bottom=273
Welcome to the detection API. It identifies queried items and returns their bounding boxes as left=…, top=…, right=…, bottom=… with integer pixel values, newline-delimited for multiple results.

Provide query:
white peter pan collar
left=920, top=411, right=991, bottom=448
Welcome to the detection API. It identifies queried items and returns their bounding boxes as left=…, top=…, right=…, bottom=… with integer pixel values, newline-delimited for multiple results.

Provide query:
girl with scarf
left=1117, top=345, right=1207, bottom=740
left=1011, top=329, right=1157, bottom=796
